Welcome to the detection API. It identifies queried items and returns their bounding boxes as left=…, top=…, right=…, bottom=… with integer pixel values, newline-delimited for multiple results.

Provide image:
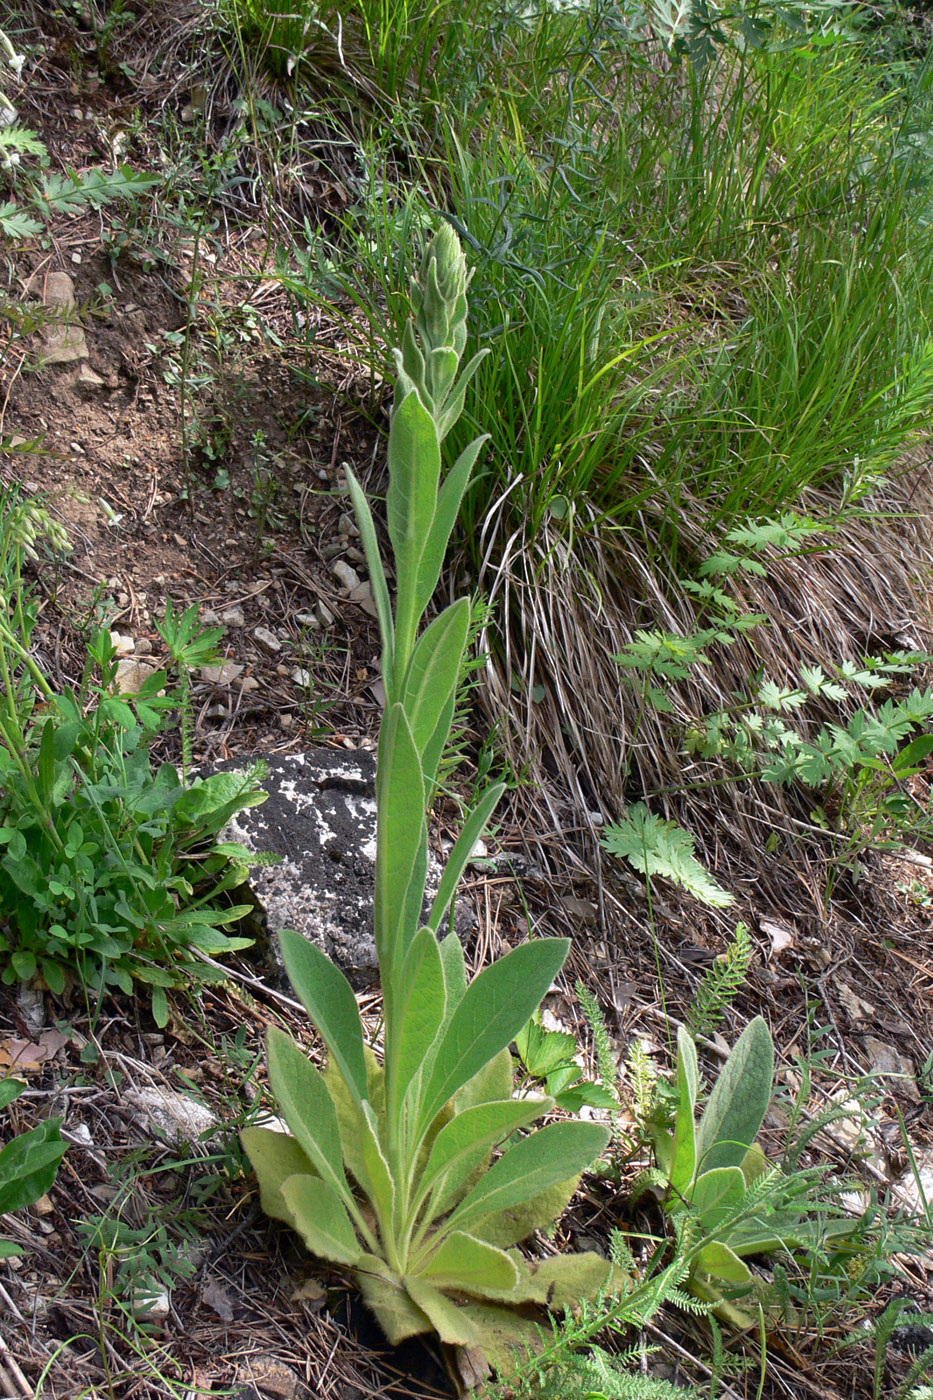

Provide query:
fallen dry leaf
left=0, top=1028, right=71, bottom=1073
left=761, top=917, right=795, bottom=956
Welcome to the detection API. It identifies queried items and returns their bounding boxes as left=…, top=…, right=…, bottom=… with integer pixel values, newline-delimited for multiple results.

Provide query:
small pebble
left=200, top=608, right=222, bottom=626
left=332, top=560, right=361, bottom=591
left=291, top=667, right=312, bottom=687
left=239, top=675, right=260, bottom=693
left=253, top=626, right=282, bottom=653
left=317, top=602, right=335, bottom=627
left=221, top=606, right=245, bottom=628
left=295, top=612, right=318, bottom=629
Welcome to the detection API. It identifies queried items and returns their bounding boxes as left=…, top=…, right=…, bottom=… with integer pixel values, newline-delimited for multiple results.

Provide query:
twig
left=0, top=1329, right=34, bottom=1399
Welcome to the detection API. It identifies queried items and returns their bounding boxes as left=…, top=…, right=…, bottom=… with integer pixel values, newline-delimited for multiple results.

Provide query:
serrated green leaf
left=602, top=806, right=734, bottom=908
left=282, top=1173, right=362, bottom=1266
left=278, top=929, right=368, bottom=1104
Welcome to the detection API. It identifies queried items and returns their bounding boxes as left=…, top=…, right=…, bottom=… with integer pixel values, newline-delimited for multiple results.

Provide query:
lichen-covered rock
left=219, top=749, right=472, bottom=986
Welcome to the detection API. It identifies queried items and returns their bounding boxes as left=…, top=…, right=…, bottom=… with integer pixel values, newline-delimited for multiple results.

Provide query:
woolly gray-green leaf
left=427, top=784, right=506, bottom=934
left=669, top=1025, right=698, bottom=1195
left=278, top=929, right=368, bottom=1104
left=240, top=1125, right=315, bottom=1229
left=419, top=1097, right=551, bottom=1219
left=419, top=939, right=570, bottom=1132
left=375, top=704, right=426, bottom=992
left=446, top=1120, right=609, bottom=1236
left=417, top=1230, right=519, bottom=1294
left=392, top=927, right=446, bottom=1119
left=282, top=1174, right=362, bottom=1266
left=345, top=466, right=395, bottom=690
left=697, top=1017, right=774, bottom=1173
left=266, top=1028, right=351, bottom=1205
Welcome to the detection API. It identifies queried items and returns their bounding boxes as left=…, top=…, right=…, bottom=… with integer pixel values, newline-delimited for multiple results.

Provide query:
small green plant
left=0, top=122, right=157, bottom=240
left=645, top=1019, right=854, bottom=1327
left=685, top=923, right=753, bottom=1041
left=514, top=1009, right=618, bottom=1114
left=0, top=491, right=264, bottom=1023
left=242, top=226, right=617, bottom=1369
left=0, top=1078, right=67, bottom=1257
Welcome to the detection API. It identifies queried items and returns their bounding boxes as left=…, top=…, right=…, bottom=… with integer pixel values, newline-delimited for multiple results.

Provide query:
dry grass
left=474, top=461, right=933, bottom=913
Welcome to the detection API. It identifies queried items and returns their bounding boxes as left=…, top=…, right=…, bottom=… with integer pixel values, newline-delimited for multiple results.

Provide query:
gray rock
left=331, top=559, right=361, bottom=591
left=253, top=626, right=282, bottom=653
left=222, top=606, right=246, bottom=628
left=220, top=749, right=473, bottom=985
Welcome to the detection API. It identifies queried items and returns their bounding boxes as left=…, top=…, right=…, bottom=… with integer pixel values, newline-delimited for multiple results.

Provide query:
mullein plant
left=242, top=226, right=619, bottom=1368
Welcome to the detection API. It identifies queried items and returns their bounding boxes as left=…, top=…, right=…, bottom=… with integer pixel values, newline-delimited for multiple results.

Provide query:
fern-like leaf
left=602, top=806, right=734, bottom=909
left=686, top=923, right=753, bottom=1039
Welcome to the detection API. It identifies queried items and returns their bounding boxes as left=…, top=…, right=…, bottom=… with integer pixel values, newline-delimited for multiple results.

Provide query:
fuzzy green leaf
left=356, top=1256, right=432, bottom=1343
left=697, top=1017, right=774, bottom=1173
left=278, top=930, right=368, bottom=1104
left=530, top=1251, right=617, bottom=1310
left=420, top=1097, right=551, bottom=1218
left=695, top=1239, right=754, bottom=1286
left=345, top=466, right=395, bottom=686
left=474, top=1177, right=580, bottom=1249
left=393, top=927, right=447, bottom=1116
left=266, top=1028, right=351, bottom=1205
left=414, top=434, right=487, bottom=618
left=418, top=1230, right=519, bottom=1294
left=446, top=1121, right=609, bottom=1236
left=691, top=1165, right=747, bottom=1232
left=240, top=1125, right=315, bottom=1228
left=386, top=389, right=441, bottom=661
left=404, top=1276, right=481, bottom=1346
left=375, top=705, right=427, bottom=990
left=402, top=598, right=470, bottom=789
left=419, top=939, right=570, bottom=1131
left=282, top=1174, right=362, bottom=1266
left=669, top=1026, right=698, bottom=1195
left=427, top=784, right=506, bottom=935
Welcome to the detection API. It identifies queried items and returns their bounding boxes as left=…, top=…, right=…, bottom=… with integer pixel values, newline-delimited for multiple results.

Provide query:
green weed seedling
left=514, top=1010, right=619, bottom=1114
left=0, top=1078, right=67, bottom=1257
left=242, top=226, right=618, bottom=1370
left=647, top=1018, right=854, bottom=1328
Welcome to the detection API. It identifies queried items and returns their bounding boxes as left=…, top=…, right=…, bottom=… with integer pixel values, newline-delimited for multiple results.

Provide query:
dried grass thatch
left=474, top=461, right=933, bottom=915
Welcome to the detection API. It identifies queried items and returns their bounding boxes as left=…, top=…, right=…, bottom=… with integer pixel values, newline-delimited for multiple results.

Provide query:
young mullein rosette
left=242, top=227, right=619, bottom=1367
